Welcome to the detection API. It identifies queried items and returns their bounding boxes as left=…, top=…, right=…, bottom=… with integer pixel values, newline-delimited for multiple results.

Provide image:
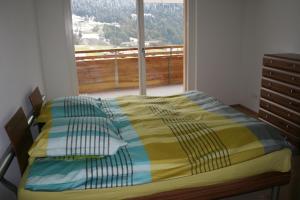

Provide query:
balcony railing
left=75, top=45, right=183, bottom=93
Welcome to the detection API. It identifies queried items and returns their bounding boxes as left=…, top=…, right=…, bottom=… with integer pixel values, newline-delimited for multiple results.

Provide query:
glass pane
left=71, top=0, right=140, bottom=98
left=144, top=0, right=184, bottom=96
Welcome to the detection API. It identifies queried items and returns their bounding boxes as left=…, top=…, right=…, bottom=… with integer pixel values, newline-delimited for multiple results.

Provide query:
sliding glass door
left=143, top=0, right=184, bottom=96
left=137, top=0, right=184, bottom=96
left=72, top=0, right=140, bottom=97
left=71, top=0, right=184, bottom=97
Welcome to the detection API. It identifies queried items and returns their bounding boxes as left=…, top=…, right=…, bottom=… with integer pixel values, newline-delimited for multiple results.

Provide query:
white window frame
left=65, top=0, right=197, bottom=95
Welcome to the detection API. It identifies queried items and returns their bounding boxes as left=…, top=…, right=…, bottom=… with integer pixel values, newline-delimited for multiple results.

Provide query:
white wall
left=240, top=0, right=300, bottom=111
left=35, top=0, right=78, bottom=100
left=0, top=0, right=45, bottom=199
left=195, top=0, right=244, bottom=105
left=193, top=0, right=300, bottom=109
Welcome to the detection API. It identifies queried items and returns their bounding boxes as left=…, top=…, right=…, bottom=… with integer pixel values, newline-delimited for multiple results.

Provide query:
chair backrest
left=5, top=108, right=33, bottom=175
left=29, top=87, right=43, bottom=117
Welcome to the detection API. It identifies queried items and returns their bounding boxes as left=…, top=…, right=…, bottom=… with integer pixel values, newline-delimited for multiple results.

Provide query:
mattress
left=18, top=148, right=291, bottom=200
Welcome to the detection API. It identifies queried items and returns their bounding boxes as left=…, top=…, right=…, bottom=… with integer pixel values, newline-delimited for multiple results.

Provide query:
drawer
left=260, top=99, right=300, bottom=124
left=261, top=79, right=300, bottom=99
left=262, top=68, right=300, bottom=87
left=259, top=109, right=300, bottom=137
left=263, top=57, right=300, bottom=73
left=261, top=89, right=300, bottom=112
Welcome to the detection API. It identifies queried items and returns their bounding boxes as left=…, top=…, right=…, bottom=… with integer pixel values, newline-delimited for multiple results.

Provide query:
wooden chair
left=5, top=108, right=33, bottom=175
left=29, top=87, right=43, bottom=117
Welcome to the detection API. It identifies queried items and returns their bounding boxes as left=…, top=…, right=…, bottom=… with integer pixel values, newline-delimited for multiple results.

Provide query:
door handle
left=141, top=47, right=146, bottom=58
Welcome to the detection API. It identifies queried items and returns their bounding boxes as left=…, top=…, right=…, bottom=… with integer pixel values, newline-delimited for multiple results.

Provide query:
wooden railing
left=75, top=45, right=183, bottom=93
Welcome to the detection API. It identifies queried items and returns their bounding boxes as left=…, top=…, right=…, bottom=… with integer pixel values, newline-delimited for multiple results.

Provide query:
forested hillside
left=72, top=0, right=183, bottom=46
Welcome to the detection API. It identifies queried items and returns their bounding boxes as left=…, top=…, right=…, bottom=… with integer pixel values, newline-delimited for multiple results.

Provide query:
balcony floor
left=82, top=84, right=184, bottom=99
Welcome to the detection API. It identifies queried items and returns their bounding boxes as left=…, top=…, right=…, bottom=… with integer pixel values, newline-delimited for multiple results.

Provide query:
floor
left=82, top=84, right=184, bottom=99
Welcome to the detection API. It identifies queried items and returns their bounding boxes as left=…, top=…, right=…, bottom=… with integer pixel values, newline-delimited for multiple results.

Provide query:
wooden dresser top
left=264, top=53, right=300, bottom=62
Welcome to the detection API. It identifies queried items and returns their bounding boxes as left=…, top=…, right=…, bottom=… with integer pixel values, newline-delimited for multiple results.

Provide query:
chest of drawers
left=259, top=54, right=300, bottom=146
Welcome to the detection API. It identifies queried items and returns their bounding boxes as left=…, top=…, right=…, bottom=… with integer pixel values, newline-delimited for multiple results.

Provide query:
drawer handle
left=288, top=102, right=293, bottom=106
left=269, top=72, right=273, bottom=76
left=287, top=113, right=291, bottom=117
left=291, top=77, right=295, bottom=81
left=268, top=82, right=272, bottom=86
left=267, top=93, right=271, bottom=97
left=270, top=60, right=273, bottom=64
left=286, top=124, right=290, bottom=128
left=290, top=89, right=294, bottom=94
left=265, top=104, right=270, bottom=108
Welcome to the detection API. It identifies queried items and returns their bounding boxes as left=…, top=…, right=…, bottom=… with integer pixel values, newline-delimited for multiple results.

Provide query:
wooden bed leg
left=271, top=186, right=280, bottom=200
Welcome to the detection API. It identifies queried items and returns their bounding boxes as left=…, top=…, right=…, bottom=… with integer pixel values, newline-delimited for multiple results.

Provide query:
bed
left=1, top=88, right=292, bottom=200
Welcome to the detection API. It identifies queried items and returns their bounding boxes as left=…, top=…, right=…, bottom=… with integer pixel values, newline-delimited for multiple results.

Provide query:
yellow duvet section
left=116, top=95, right=265, bottom=179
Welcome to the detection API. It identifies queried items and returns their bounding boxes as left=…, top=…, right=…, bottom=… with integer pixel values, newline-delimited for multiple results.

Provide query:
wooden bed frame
left=0, top=87, right=291, bottom=200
